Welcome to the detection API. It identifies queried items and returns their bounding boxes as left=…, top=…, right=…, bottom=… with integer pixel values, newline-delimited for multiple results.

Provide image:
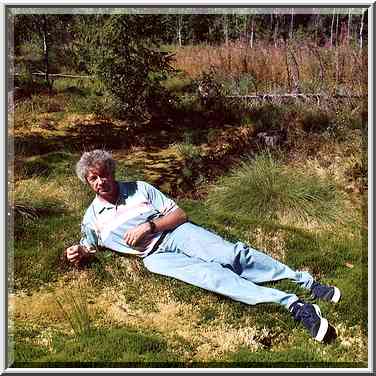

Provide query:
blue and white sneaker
left=289, top=300, right=336, bottom=343
left=310, top=281, right=341, bottom=303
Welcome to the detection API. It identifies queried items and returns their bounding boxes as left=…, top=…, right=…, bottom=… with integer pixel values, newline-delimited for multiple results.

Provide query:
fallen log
left=13, top=72, right=92, bottom=79
left=223, top=93, right=365, bottom=106
left=225, top=93, right=364, bottom=99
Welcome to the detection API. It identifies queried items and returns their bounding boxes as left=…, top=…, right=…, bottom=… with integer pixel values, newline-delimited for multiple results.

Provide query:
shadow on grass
left=12, top=123, right=130, bottom=158
left=13, top=325, right=178, bottom=367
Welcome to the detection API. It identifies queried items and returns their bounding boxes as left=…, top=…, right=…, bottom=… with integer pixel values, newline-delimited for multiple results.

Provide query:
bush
left=87, top=15, right=176, bottom=120
left=299, top=109, right=332, bottom=133
left=248, top=104, right=287, bottom=132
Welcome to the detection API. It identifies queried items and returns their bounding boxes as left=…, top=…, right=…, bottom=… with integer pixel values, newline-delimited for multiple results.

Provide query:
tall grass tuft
left=174, top=141, right=202, bottom=161
left=206, top=154, right=343, bottom=225
left=55, top=288, right=92, bottom=337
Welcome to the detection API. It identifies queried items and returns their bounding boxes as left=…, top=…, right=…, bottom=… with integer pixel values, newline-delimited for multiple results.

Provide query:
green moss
left=13, top=325, right=178, bottom=367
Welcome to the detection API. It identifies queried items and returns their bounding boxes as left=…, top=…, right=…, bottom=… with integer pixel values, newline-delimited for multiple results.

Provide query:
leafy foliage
left=85, top=15, right=176, bottom=119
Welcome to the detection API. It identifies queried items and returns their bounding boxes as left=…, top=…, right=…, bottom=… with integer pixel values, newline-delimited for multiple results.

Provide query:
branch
left=13, top=73, right=93, bottom=79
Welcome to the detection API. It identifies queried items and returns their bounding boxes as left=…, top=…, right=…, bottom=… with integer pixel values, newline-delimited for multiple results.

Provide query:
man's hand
left=65, top=244, right=92, bottom=266
left=123, top=222, right=151, bottom=247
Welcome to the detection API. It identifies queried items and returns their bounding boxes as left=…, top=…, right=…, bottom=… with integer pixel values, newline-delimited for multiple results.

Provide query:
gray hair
left=76, top=149, right=117, bottom=183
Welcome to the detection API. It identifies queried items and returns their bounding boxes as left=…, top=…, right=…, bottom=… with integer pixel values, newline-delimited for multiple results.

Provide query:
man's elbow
left=177, top=208, right=188, bottom=223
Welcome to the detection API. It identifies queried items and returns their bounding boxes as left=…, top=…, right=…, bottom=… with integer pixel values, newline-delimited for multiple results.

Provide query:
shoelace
left=311, top=282, right=332, bottom=298
left=290, top=302, right=319, bottom=330
left=290, top=302, right=303, bottom=318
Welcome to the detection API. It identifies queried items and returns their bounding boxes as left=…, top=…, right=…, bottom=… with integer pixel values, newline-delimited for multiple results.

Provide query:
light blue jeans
left=143, top=222, right=313, bottom=309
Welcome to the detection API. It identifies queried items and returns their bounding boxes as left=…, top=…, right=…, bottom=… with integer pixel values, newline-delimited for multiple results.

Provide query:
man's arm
left=150, top=207, right=188, bottom=233
left=123, top=208, right=188, bottom=248
left=66, top=208, right=187, bottom=263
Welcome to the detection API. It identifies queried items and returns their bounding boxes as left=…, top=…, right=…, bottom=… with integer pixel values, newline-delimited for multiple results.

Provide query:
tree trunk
left=314, top=13, right=319, bottom=45
left=289, top=9, right=294, bottom=39
left=41, top=15, right=49, bottom=85
left=223, top=14, right=229, bottom=45
left=359, top=10, right=365, bottom=49
left=177, top=14, right=182, bottom=47
left=234, top=13, right=238, bottom=39
left=270, top=13, right=273, bottom=31
left=250, top=15, right=255, bottom=48
left=243, top=14, right=249, bottom=43
left=335, top=13, right=340, bottom=46
left=347, top=9, right=352, bottom=43
left=330, top=9, right=335, bottom=47
left=273, top=13, right=279, bottom=48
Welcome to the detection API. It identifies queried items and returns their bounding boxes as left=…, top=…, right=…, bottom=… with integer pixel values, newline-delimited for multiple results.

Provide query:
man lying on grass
left=66, top=149, right=341, bottom=344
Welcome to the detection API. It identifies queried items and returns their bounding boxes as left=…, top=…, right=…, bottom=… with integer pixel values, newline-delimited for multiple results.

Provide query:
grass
left=172, top=42, right=365, bottom=95
left=173, top=139, right=202, bottom=161
left=10, top=187, right=367, bottom=367
left=206, top=153, right=344, bottom=226
left=13, top=324, right=179, bottom=367
left=55, top=288, right=93, bottom=337
left=9, top=55, right=367, bottom=368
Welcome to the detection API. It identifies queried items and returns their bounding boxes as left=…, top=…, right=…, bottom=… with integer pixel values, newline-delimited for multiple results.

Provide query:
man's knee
left=231, top=243, right=255, bottom=273
left=142, top=254, right=158, bottom=273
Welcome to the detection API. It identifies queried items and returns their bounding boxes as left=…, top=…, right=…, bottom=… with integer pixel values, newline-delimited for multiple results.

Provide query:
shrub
left=87, top=15, right=176, bottom=119
left=299, top=109, right=333, bottom=134
left=248, top=104, right=287, bottom=132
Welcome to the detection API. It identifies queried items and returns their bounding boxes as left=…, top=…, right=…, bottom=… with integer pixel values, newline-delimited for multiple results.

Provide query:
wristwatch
left=148, top=220, right=156, bottom=234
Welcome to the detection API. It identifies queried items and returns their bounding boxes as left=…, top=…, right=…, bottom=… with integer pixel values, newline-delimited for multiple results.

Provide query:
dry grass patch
left=10, top=270, right=97, bottom=325
left=336, top=324, right=367, bottom=361
left=289, top=130, right=364, bottom=188
left=252, top=227, right=286, bottom=262
left=12, top=174, right=89, bottom=214
left=96, top=285, right=265, bottom=362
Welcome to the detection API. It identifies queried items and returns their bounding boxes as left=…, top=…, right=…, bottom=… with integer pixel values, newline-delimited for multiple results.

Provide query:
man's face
left=86, top=164, right=117, bottom=202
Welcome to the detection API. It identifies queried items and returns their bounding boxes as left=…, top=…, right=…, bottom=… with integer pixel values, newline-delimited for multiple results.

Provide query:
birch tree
left=289, top=9, right=294, bottom=39
left=243, top=14, right=249, bottom=43
left=250, top=15, right=255, bottom=48
left=177, top=14, right=183, bottom=47
left=359, top=9, right=365, bottom=49
left=347, top=8, right=352, bottom=43
left=314, top=12, right=319, bottom=45
left=330, top=9, right=335, bottom=47
left=41, top=15, right=50, bottom=85
left=273, top=11, right=279, bottom=48
left=223, top=14, right=229, bottom=45
left=335, top=12, right=340, bottom=46
left=90, top=15, right=175, bottom=119
left=13, top=14, right=74, bottom=88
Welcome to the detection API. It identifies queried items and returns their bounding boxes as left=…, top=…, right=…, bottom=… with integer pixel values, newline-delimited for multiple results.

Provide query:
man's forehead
left=87, top=164, right=109, bottom=175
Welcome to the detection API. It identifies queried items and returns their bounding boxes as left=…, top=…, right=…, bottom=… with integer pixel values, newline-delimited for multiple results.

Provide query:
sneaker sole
left=331, top=286, right=341, bottom=303
left=313, top=304, right=329, bottom=342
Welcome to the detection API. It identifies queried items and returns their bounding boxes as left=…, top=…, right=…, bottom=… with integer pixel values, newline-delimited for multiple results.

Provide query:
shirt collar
left=92, top=182, right=128, bottom=213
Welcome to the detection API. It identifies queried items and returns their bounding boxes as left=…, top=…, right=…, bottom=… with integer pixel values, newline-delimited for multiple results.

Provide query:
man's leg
left=143, top=225, right=336, bottom=341
left=159, top=222, right=313, bottom=289
left=143, top=251, right=299, bottom=308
